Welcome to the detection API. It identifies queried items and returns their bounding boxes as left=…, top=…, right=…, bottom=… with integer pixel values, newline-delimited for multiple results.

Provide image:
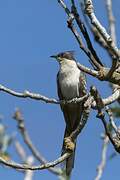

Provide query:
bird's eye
left=57, top=54, right=60, bottom=58
left=59, top=53, right=63, bottom=58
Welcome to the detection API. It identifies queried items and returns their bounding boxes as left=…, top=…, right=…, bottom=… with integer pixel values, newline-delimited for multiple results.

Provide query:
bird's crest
left=57, top=51, right=75, bottom=61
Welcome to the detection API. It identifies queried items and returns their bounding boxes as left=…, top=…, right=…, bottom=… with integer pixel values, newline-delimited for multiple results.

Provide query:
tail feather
left=66, top=148, right=76, bottom=176
left=61, top=127, right=76, bottom=177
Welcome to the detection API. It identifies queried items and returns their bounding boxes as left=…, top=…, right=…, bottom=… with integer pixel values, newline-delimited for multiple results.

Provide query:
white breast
left=59, top=61, right=80, bottom=100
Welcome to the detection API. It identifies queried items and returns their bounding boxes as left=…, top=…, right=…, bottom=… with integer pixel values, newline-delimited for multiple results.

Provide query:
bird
left=51, top=51, right=87, bottom=177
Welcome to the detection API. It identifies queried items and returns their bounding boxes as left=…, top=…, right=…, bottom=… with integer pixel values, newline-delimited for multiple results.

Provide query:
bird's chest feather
left=59, top=66, right=80, bottom=99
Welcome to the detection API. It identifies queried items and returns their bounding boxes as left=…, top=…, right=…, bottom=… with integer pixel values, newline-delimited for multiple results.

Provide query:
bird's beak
left=50, top=55, right=57, bottom=59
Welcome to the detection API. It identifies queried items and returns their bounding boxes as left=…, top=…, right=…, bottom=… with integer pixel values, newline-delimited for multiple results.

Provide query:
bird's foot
left=64, top=137, right=75, bottom=152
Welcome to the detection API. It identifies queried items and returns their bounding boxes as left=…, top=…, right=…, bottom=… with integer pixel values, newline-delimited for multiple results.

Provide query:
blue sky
left=0, top=0, right=120, bottom=180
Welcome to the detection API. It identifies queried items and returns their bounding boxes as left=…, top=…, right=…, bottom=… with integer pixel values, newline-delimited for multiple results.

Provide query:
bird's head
left=50, top=51, right=75, bottom=64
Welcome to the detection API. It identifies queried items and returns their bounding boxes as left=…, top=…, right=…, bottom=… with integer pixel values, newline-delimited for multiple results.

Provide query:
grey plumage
left=51, top=51, right=87, bottom=177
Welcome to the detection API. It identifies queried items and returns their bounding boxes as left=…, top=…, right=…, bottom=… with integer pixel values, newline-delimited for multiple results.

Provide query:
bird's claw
left=64, top=137, right=75, bottom=152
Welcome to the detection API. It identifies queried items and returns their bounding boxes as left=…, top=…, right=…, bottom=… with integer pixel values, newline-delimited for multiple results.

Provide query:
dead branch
left=105, top=0, right=116, bottom=45
left=0, top=152, right=70, bottom=171
left=0, top=84, right=88, bottom=105
left=84, top=0, right=120, bottom=59
left=95, top=136, right=109, bottom=180
left=13, top=109, right=62, bottom=176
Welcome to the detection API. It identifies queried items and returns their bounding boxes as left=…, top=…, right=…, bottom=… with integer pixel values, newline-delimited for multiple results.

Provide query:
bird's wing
left=79, top=71, right=87, bottom=97
left=57, top=72, right=63, bottom=101
left=57, top=72, right=72, bottom=131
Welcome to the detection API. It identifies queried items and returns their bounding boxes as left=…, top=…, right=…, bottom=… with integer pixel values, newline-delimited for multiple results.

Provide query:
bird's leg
left=64, top=137, right=75, bottom=152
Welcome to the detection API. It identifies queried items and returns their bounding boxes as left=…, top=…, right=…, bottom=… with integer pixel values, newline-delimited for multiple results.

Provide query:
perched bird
left=51, top=51, right=87, bottom=177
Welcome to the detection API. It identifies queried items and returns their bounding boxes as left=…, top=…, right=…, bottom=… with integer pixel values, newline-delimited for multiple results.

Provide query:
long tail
left=61, top=128, right=76, bottom=177
left=66, top=146, right=76, bottom=177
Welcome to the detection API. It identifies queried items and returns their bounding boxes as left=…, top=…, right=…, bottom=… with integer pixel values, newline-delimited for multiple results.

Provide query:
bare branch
left=80, top=2, right=108, bottom=48
left=80, top=2, right=117, bottom=59
left=71, top=0, right=103, bottom=69
left=58, top=0, right=103, bottom=70
left=15, top=141, right=27, bottom=162
left=0, top=84, right=60, bottom=104
left=0, top=84, right=88, bottom=105
left=89, top=66, right=120, bottom=86
left=90, top=86, right=120, bottom=153
left=15, top=142, right=35, bottom=180
left=77, top=62, right=99, bottom=77
left=58, top=1, right=120, bottom=86
left=92, top=89, right=120, bottom=108
left=95, top=136, right=109, bottom=180
left=105, top=0, right=120, bottom=92
left=105, top=0, right=116, bottom=45
left=70, top=95, right=93, bottom=140
left=13, top=109, right=62, bottom=175
left=0, top=152, right=70, bottom=171
left=24, top=156, right=34, bottom=180
left=84, top=0, right=120, bottom=59
left=67, top=15, right=94, bottom=62
left=58, top=0, right=73, bottom=18
left=1, top=81, right=120, bottom=110
left=105, top=106, right=118, bottom=133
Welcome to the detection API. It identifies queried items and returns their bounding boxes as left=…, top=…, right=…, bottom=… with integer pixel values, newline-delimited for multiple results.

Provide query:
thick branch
left=77, top=62, right=99, bottom=77
left=78, top=63, right=120, bottom=86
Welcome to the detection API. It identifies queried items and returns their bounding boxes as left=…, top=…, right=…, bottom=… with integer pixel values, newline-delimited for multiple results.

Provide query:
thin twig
left=70, top=95, right=93, bottom=140
left=71, top=0, right=103, bottom=69
left=0, top=152, right=70, bottom=171
left=15, top=142, right=35, bottom=180
left=58, top=0, right=73, bottom=18
left=105, top=0, right=116, bottom=45
left=24, top=156, right=34, bottom=180
left=105, top=106, right=118, bottom=133
left=15, top=141, right=27, bottom=162
left=105, top=0, right=119, bottom=85
left=13, top=109, right=62, bottom=175
left=95, top=136, right=109, bottom=180
left=105, top=0, right=120, bottom=92
left=58, top=0, right=103, bottom=70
